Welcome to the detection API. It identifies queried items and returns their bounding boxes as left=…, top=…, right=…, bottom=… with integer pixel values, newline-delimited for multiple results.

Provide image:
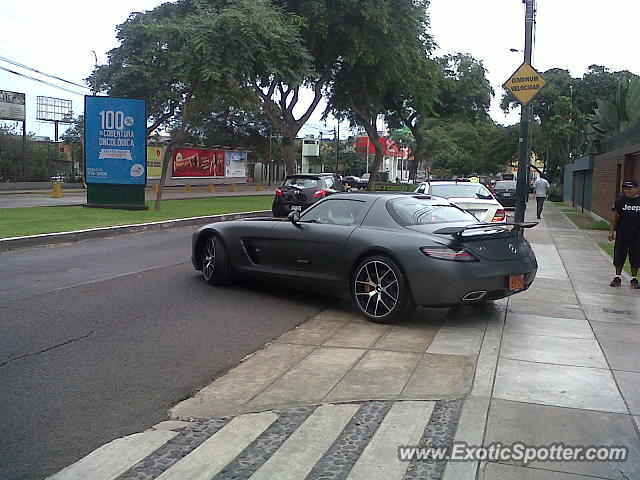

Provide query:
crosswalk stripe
left=346, top=401, right=435, bottom=480
left=46, top=430, right=178, bottom=480
left=249, top=403, right=360, bottom=480
left=155, top=412, right=277, bottom=480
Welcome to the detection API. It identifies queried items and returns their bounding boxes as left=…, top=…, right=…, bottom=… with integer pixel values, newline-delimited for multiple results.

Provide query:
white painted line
left=249, top=404, right=359, bottom=480
left=47, top=430, right=178, bottom=480
left=346, top=401, right=435, bottom=480
left=156, top=412, right=277, bottom=480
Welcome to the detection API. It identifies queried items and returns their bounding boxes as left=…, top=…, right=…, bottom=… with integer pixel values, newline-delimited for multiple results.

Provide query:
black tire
left=200, top=234, right=233, bottom=285
left=352, top=255, right=414, bottom=324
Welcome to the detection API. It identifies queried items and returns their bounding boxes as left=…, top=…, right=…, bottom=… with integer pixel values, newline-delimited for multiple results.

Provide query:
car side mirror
left=288, top=210, right=300, bottom=224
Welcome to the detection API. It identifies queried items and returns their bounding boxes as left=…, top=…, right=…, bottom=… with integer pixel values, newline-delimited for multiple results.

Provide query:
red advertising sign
left=172, top=147, right=226, bottom=177
left=355, top=136, right=402, bottom=157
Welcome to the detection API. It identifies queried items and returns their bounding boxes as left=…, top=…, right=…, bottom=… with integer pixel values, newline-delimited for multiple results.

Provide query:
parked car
left=342, top=176, right=362, bottom=190
left=192, top=192, right=538, bottom=323
left=272, top=174, right=344, bottom=217
left=493, top=180, right=518, bottom=207
left=413, top=181, right=506, bottom=222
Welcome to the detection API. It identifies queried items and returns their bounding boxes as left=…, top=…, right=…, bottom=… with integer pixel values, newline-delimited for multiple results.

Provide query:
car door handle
left=297, top=259, right=310, bottom=264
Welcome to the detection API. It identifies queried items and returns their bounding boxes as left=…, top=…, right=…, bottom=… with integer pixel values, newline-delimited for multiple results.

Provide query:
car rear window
left=282, top=177, right=321, bottom=188
left=429, top=184, right=492, bottom=198
left=495, top=181, right=516, bottom=189
left=386, top=197, right=476, bottom=226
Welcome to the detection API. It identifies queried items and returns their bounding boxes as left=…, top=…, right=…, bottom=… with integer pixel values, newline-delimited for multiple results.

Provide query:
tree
left=326, top=0, right=432, bottom=189
left=387, top=53, right=493, bottom=180
left=94, top=0, right=311, bottom=208
left=588, top=75, right=640, bottom=139
left=60, top=115, right=85, bottom=180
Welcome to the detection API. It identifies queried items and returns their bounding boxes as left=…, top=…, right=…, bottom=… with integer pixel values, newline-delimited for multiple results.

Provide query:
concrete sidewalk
left=47, top=201, right=640, bottom=480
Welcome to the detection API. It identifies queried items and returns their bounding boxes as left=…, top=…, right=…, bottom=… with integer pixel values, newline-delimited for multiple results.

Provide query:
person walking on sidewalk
left=608, top=179, right=640, bottom=288
left=534, top=174, right=550, bottom=219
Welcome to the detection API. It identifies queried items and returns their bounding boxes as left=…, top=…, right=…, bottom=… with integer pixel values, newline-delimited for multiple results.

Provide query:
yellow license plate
left=509, top=274, right=525, bottom=291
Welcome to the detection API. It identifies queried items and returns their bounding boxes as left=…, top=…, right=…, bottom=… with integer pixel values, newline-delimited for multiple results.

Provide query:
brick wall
left=592, top=145, right=640, bottom=222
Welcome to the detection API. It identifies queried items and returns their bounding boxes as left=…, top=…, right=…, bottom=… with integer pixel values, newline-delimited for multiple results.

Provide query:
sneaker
left=610, top=277, right=622, bottom=287
left=631, top=278, right=639, bottom=289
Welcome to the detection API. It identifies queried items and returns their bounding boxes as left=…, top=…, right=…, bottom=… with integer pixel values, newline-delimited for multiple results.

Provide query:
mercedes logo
left=508, top=244, right=517, bottom=254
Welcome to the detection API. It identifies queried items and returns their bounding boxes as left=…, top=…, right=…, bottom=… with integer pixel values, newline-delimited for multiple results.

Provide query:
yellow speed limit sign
left=504, top=63, right=546, bottom=105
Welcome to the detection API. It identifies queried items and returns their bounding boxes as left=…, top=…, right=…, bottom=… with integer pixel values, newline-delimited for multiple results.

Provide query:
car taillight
left=276, top=188, right=283, bottom=197
left=492, top=209, right=506, bottom=222
left=312, top=189, right=328, bottom=198
left=420, top=246, right=478, bottom=262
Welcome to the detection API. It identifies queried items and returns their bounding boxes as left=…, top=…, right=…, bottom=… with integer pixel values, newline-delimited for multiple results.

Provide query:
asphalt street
left=0, top=227, right=330, bottom=480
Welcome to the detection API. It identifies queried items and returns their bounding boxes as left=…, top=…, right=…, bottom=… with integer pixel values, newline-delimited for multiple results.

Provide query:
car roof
left=323, top=191, right=450, bottom=203
left=422, top=180, right=482, bottom=185
left=286, top=173, right=335, bottom=177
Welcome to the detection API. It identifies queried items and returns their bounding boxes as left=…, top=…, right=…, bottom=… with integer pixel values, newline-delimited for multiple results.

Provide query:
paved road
left=0, top=227, right=329, bottom=480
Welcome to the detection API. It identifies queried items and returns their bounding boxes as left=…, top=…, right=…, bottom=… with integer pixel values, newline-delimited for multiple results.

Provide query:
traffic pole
left=515, top=0, right=534, bottom=223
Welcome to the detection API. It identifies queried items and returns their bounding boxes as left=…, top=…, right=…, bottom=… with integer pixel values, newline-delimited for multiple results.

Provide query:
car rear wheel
left=352, top=256, right=414, bottom=324
left=200, top=234, right=232, bottom=285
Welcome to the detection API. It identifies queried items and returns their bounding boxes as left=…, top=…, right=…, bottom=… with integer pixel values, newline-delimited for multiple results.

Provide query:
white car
left=414, top=181, right=505, bottom=222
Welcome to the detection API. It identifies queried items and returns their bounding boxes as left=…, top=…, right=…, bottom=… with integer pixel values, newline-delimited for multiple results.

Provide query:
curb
left=0, top=210, right=272, bottom=252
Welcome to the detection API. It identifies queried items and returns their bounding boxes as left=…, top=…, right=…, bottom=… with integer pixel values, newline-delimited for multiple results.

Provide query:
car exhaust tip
left=463, top=291, right=487, bottom=301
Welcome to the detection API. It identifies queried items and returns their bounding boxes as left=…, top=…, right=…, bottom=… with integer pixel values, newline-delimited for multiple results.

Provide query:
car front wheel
left=200, top=234, right=232, bottom=285
left=352, top=255, right=414, bottom=323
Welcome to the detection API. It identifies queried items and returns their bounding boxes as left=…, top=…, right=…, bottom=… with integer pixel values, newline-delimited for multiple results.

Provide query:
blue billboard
left=85, top=96, right=146, bottom=184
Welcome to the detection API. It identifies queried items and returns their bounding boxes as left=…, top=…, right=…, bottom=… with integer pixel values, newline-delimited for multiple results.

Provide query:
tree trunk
left=282, top=134, right=296, bottom=176
left=154, top=91, right=193, bottom=211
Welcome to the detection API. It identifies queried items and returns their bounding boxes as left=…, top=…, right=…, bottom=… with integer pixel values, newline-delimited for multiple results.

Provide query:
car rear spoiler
left=434, top=221, right=538, bottom=236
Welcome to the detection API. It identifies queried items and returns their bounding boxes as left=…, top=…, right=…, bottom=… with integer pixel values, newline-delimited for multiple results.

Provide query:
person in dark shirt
left=608, top=179, right=640, bottom=288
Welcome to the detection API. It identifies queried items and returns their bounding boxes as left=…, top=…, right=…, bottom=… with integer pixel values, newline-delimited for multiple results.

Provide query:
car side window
left=300, top=199, right=365, bottom=226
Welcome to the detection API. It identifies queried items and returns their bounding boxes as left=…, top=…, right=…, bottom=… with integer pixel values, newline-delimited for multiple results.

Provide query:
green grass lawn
left=563, top=211, right=610, bottom=230
left=552, top=201, right=571, bottom=207
left=599, top=243, right=632, bottom=275
left=0, top=196, right=272, bottom=238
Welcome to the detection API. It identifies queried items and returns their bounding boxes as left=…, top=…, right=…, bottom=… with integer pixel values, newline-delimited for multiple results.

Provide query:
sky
left=1, top=0, right=639, bottom=141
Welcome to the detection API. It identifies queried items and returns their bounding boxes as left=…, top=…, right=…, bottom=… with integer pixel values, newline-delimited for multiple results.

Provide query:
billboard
left=0, top=90, right=25, bottom=121
left=172, top=147, right=225, bottom=177
left=85, top=96, right=147, bottom=184
left=37, top=96, right=73, bottom=122
left=225, top=151, right=248, bottom=177
left=147, top=146, right=165, bottom=179
left=355, top=136, right=402, bottom=157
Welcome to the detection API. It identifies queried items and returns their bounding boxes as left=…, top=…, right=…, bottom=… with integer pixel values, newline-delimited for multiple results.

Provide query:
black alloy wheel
left=353, top=255, right=413, bottom=323
left=201, top=234, right=232, bottom=285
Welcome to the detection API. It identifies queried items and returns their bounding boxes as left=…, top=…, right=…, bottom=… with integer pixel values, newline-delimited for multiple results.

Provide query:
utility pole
left=515, top=0, right=534, bottom=223
left=335, top=122, right=340, bottom=174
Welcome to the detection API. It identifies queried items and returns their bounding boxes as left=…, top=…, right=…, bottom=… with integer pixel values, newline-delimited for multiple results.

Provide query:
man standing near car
left=534, top=174, right=550, bottom=219
left=608, top=180, right=640, bottom=288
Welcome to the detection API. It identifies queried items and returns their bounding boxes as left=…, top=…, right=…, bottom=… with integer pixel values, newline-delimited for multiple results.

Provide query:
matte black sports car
left=192, top=193, right=538, bottom=323
left=272, top=174, right=344, bottom=217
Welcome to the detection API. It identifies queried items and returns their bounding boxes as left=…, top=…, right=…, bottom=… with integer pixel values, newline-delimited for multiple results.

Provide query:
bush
left=548, top=183, right=563, bottom=202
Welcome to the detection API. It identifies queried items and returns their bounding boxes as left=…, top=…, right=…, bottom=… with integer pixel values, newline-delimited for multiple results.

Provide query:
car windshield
left=429, top=184, right=493, bottom=199
left=495, top=181, right=517, bottom=189
left=282, top=177, right=321, bottom=188
left=386, top=198, right=477, bottom=226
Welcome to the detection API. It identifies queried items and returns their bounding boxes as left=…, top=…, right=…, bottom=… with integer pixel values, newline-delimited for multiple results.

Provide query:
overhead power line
left=0, top=54, right=91, bottom=90
left=0, top=65, right=85, bottom=96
